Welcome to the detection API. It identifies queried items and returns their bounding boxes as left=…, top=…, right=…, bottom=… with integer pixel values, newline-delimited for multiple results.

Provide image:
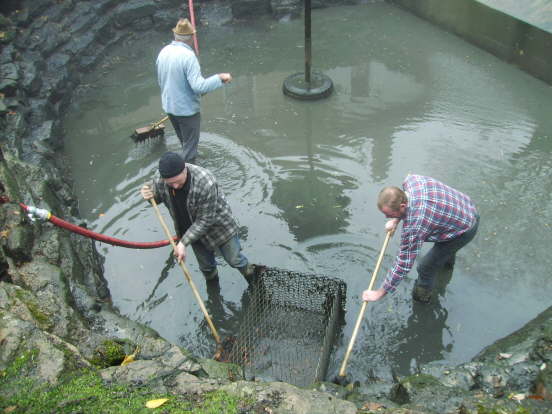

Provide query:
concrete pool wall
left=390, top=0, right=552, bottom=85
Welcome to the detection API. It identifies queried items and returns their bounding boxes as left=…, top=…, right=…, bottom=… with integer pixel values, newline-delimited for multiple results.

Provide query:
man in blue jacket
left=157, top=18, right=232, bottom=162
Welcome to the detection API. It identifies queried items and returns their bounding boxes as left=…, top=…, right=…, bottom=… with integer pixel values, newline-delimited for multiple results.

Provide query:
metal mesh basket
left=227, top=267, right=346, bottom=387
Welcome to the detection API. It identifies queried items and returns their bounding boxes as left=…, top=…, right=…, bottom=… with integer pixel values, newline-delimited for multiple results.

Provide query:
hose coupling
left=26, top=206, right=51, bottom=222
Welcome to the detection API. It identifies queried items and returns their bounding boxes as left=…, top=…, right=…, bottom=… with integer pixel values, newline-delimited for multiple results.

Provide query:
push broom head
left=131, top=123, right=166, bottom=142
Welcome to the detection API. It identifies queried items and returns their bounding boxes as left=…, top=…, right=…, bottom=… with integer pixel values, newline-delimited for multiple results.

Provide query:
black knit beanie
left=159, top=152, right=186, bottom=178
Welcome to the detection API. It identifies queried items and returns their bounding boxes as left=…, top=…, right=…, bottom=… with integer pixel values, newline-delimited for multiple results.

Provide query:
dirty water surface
left=63, top=3, right=552, bottom=383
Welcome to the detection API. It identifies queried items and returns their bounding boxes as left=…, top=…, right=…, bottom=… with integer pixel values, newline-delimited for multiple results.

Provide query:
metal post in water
left=305, top=0, right=311, bottom=84
left=283, top=0, right=332, bottom=100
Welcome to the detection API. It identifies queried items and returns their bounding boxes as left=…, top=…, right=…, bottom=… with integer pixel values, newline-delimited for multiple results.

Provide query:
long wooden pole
left=150, top=198, right=221, bottom=345
left=188, top=0, right=199, bottom=55
left=337, top=231, right=393, bottom=379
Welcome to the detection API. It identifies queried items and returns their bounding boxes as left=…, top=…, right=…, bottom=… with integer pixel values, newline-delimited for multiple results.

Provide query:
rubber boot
left=203, top=269, right=219, bottom=282
left=205, top=277, right=223, bottom=311
left=412, top=280, right=432, bottom=304
left=238, top=264, right=256, bottom=285
left=444, top=255, right=456, bottom=270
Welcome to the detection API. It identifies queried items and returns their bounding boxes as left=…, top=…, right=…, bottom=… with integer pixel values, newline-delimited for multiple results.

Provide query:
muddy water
left=63, top=3, right=552, bottom=382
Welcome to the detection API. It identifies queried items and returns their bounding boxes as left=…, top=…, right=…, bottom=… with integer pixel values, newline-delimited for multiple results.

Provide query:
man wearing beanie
left=157, top=18, right=232, bottom=162
left=140, top=151, right=259, bottom=284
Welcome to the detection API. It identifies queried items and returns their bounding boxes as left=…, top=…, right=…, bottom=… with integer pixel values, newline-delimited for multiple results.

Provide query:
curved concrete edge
left=390, top=0, right=552, bottom=85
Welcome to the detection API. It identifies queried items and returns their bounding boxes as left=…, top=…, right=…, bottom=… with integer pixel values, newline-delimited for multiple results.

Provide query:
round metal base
left=283, top=71, right=333, bottom=100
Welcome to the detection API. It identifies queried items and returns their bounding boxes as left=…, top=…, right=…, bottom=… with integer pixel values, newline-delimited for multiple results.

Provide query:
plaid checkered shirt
left=150, top=164, right=239, bottom=251
left=382, top=175, right=478, bottom=293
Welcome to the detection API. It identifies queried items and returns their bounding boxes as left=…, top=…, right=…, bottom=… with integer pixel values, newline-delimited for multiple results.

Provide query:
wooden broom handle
left=338, top=230, right=393, bottom=378
left=150, top=198, right=221, bottom=345
left=151, top=116, right=169, bottom=129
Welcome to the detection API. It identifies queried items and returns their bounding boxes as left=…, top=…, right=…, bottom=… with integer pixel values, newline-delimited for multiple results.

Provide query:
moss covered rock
left=90, top=340, right=126, bottom=368
left=535, top=363, right=552, bottom=400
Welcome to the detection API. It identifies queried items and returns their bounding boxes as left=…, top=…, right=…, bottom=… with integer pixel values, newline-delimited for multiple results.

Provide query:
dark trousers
left=168, top=112, right=201, bottom=162
left=190, top=235, right=248, bottom=281
left=416, top=215, right=480, bottom=289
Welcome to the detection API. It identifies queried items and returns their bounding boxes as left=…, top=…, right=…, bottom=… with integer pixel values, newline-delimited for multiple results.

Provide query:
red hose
left=19, top=202, right=176, bottom=249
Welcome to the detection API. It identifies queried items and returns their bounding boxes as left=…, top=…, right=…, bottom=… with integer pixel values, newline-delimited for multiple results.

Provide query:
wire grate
left=227, top=267, right=346, bottom=387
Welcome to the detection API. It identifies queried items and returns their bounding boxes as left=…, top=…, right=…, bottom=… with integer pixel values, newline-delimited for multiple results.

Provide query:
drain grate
left=227, top=267, right=346, bottom=387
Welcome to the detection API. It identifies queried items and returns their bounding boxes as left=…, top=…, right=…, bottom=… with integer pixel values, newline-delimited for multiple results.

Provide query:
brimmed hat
left=172, top=18, right=196, bottom=36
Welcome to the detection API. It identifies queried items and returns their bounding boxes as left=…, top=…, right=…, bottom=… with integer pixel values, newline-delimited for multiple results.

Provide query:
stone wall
left=0, top=0, right=182, bottom=323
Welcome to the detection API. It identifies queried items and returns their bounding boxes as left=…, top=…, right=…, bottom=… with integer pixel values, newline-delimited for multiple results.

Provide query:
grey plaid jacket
left=150, top=164, right=239, bottom=251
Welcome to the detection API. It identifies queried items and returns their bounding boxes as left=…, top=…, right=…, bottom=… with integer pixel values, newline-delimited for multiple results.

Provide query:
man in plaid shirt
left=363, top=174, right=479, bottom=304
left=141, top=152, right=259, bottom=284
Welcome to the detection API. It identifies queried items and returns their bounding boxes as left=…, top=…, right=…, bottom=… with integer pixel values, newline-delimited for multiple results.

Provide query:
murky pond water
left=63, top=3, right=552, bottom=382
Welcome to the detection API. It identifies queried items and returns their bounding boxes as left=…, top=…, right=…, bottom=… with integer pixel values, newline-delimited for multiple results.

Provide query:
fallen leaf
left=497, top=353, right=512, bottom=360
left=509, top=393, right=525, bottom=402
left=4, top=406, right=17, bottom=413
left=120, top=354, right=135, bottom=366
left=121, top=346, right=140, bottom=366
left=361, top=401, right=385, bottom=410
left=145, top=398, right=169, bottom=408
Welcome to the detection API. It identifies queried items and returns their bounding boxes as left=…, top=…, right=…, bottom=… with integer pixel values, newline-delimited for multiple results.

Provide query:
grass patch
left=0, top=349, right=253, bottom=413
left=477, top=405, right=532, bottom=414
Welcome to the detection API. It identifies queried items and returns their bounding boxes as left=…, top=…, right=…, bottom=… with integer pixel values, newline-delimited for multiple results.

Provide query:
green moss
left=476, top=405, right=532, bottom=414
left=0, top=29, right=15, bottom=44
left=0, top=15, right=11, bottom=28
left=0, top=349, right=39, bottom=379
left=0, top=356, right=253, bottom=414
left=13, top=288, right=52, bottom=329
left=403, top=373, right=442, bottom=388
left=199, top=358, right=244, bottom=381
left=54, top=343, right=87, bottom=376
left=0, top=334, right=254, bottom=413
left=90, top=340, right=126, bottom=368
left=0, top=160, right=24, bottom=205
left=0, top=349, right=41, bottom=401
